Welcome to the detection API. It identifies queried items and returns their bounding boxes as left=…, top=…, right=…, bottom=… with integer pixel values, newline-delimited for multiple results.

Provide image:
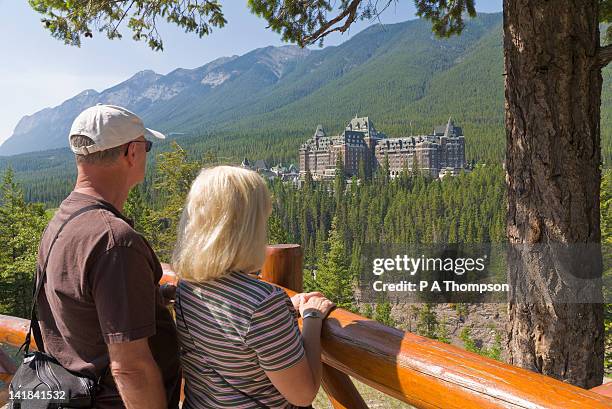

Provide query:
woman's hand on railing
left=299, top=295, right=335, bottom=319
left=290, top=291, right=324, bottom=312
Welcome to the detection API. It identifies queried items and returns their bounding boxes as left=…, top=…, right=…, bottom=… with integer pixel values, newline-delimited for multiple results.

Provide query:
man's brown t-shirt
left=36, top=191, right=181, bottom=408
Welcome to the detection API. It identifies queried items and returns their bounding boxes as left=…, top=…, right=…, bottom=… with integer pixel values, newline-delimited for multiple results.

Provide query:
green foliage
left=412, top=303, right=450, bottom=342
left=460, top=326, right=502, bottom=361
left=0, top=168, right=49, bottom=318
left=125, top=142, right=203, bottom=262
left=437, top=317, right=451, bottom=344
left=414, top=0, right=476, bottom=38
left=303, top=269, right=317, bottom=293
left=362, top=303, right=374, bottom=319
left=334, top=156, right=345, bottom=207
left=124, top=184, right=151, bottom=234
left=146, top=141, right=202, bottom=261
left=312, top=216, right=355, bottom=310
left=416, top=303, right=438, bottom=338
left=26, top=0, right=612, bottom=51
left=29, top=0, right=226, bottom=50
left=451, top=302, right=469, bottom=319
left=487, top=330, right=503, bottom=361
left=601, top=0, right=612, bottom=44
left=248, top=0, right=387, bottom=46
left=269, top=164, right=506, bottom=266
left=374, top=297, right=395, bottom=327
left=460, top=326, right=478, bottom=352
left=6, top=14, right=612, bottom=207
left=268, top=213, right=290, bottom=245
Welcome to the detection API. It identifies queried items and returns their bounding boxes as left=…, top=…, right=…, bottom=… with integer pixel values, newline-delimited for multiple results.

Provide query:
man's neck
left=74, top=172, right=130, bottom=212
left=73, top=185, right=129, bottom=212
left=73, top=161, right=135, bottom=212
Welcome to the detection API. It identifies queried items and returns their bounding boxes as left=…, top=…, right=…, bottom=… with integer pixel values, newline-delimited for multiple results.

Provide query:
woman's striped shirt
left=175, top=271, right=306, bottom=408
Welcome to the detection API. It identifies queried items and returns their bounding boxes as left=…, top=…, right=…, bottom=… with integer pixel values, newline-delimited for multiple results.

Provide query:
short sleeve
left=89, top=246, right=157, bottom=344
left=245, top=290, right=305, bottom=372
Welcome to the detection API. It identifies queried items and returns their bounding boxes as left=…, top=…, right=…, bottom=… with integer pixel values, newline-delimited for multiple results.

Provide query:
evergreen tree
left=124, top=185, right=151, bottom=235
left=437, top=318, right=451, bottom=344
left=0, top=167, right=49, bottom=318
left=381, top=153, right=390, bottom=185
left=357, top=158, right=367, bottom=182
left=374, top=296, right=395, bottom=327
left=334, top=154, right=345, bottom=207
left=268, top=213, right=290, bottom=244
left=314, top=215, right=354, bottom=310
left=416, top=303, right=439, bottom=339
left=362, top=303, right=374, bottom=319
left=149, top=141, right=201, bottom=261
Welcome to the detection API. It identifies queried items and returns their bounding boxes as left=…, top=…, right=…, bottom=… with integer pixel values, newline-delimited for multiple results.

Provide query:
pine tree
left=149, top=142, right=201, bottom=261
left=358, top=158, right=367, bottom=182
left=437, top=318, right=451, bottom=344
left=374, top=296, right=395, bottom=327
left=334, top=154, right=345, bottom=207
left=416, top=303, right=438, bottom=339
left=362, top=303, right=374, bottom=319
left=314, top=216, right=354, bottom=310
left=268, top=213, right=290, bottom=244
left=124, top=185, right=151, bottom=235
left=0, top=167, right=49, bottom=318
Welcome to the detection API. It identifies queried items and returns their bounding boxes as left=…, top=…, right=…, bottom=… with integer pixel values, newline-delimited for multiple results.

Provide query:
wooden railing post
left=321, top=364, right=368, bottom=409
left=261, top=244, right=304, bottom=292
left=261, top=244, right=368, bottom=409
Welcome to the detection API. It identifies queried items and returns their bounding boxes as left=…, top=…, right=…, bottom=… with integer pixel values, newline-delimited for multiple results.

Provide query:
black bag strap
left=22, top=202, right=124, bottom=354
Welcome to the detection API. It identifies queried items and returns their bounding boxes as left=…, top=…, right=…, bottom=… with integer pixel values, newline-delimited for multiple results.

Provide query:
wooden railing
left=1, top=244, right=611, bottom=408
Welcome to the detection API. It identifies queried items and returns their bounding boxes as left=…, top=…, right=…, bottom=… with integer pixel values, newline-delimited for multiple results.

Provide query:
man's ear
left=124, top=143, right=137, bottom=167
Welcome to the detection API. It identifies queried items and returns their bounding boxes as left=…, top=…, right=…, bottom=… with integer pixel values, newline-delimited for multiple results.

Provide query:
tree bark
left=504, top=0, right=604, bottom=388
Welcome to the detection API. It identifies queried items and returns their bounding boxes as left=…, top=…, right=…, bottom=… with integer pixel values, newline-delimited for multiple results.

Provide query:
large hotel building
left=299, top=117, right=466, bottom=180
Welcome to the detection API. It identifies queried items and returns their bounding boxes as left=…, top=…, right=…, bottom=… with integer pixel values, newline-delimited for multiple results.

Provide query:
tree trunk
left=504, top=0, right=604, bottom=388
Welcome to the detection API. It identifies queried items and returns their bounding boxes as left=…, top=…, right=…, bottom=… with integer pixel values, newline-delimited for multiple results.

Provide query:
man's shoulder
left=48, top=200, right=147, bottom=256
left=96, top=209, right=143, bottom=248
left=75, top=207, right=139, bottom=239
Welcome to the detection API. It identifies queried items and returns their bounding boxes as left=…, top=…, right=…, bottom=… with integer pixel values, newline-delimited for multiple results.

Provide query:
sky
left=0, top=1, right=502, bottom=145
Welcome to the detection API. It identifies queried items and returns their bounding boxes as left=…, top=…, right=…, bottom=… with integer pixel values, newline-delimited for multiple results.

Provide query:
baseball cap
left=68, top=104, right=165, bottom=155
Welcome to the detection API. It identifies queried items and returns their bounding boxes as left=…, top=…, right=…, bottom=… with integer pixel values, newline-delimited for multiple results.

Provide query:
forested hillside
left=0, top=143, right=608, bottom=372
left=0, top=142, right=505, bottom=316
left=0, top=13, right=610, bottom=207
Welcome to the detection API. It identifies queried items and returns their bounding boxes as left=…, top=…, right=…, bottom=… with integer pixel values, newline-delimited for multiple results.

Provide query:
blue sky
left=0, top=1, right=502, bottom=144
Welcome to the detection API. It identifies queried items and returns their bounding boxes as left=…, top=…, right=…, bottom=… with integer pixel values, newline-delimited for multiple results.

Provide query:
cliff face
left=0, top=46, right=310, bottom=155
left=0, top=14, right=509, bottom=157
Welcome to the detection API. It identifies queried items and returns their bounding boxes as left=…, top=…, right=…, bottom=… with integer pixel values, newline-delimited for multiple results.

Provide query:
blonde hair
left=172, top=166, right=272, bottom=282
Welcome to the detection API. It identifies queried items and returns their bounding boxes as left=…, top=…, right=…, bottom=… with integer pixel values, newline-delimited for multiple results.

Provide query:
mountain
left=0, top=15, right=504, bottom=156
left=0, top=47, right=311, bottom=155
left=1, top=13, right=610, bottom=206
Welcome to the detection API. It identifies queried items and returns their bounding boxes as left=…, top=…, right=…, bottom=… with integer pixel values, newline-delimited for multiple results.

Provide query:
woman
left=172, top=165, right=334, bottom=409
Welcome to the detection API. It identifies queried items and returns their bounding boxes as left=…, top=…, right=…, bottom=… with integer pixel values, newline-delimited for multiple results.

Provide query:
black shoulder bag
left=9, top=204, right=120, bottom=409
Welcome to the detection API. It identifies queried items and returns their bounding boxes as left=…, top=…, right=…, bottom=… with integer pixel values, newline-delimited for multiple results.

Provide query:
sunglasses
left=124, top=139, right=153, bottom=156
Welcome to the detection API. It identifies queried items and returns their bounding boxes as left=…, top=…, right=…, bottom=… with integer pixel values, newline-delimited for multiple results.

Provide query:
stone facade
left=299, top=117, right=466, bottom=179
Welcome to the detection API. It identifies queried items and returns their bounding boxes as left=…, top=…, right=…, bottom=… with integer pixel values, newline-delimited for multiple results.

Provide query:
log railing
left=0, top=244, right=611, bottom=408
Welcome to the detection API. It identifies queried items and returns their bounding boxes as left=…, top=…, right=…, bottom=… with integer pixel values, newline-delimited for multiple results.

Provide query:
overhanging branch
left=301, top=0, right=362, bottom=45
left=598, top=44, right=612, bottom=67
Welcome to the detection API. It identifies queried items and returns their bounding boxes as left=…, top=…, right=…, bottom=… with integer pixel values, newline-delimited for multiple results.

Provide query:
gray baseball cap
left=69, top=104, right=165, bottom=155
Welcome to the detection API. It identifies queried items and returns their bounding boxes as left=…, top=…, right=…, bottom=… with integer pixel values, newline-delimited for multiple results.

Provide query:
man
left=35, top=104, right=181, bottom=408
